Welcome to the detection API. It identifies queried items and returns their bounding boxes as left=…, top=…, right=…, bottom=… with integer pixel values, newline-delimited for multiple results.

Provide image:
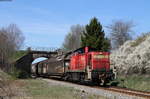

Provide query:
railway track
left=96, top=86, right=150, bottom=99
left=42, top=77, right=150, bottom=99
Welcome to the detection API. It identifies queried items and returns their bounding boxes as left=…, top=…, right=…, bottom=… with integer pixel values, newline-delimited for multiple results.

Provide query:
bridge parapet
left=24, top=46, right=58, bottom=52
left=29, top=51, right=58, bottom=59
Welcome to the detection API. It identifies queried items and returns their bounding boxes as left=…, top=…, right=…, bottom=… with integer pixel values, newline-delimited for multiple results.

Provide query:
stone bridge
left=15, top=50, right=58, bottom=77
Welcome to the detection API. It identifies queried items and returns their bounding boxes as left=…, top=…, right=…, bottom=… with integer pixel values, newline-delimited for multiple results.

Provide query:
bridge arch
left=15, top=50, right=57, bottom=77
left=32, top=57, right=48, bottom=64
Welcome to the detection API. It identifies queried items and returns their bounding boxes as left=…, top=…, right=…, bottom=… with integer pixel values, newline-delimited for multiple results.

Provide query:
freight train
left=31, top=47, right=115, bottom=85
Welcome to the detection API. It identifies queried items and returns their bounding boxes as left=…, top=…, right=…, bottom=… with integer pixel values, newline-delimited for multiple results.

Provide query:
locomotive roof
left=64, top=46, right=97, bottom=57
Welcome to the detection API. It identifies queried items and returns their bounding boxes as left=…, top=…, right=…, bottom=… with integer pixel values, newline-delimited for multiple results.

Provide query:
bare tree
left=6, top=24, right=25, bottom=50
left=0, top=24, right=24, bottom=71
left=62, top=24, right=85, bottom=51
left=107, top=20, right=135, bottom=49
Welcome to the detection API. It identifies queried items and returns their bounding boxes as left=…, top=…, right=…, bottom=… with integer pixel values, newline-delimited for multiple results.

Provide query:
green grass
left=116, top=75, right=150, bottom=92
left=22, top=79, right=106, bottom=99
left=11, top=50, right=27, bottom=61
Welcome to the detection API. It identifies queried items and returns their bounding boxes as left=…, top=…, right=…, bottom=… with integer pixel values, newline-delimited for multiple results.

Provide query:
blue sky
left=0, top=0, right=150, bottom=49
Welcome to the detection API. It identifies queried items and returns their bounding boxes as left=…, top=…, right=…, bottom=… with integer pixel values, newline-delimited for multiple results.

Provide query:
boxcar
left=32, top=57, right=64, bottom=77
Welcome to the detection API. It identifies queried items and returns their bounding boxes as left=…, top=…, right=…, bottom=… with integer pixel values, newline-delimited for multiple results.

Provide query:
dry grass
left=0, top=70, right=14, bottom=98
left=0, top=69, right=106, bottom=99
left=0, top=70, right=26, bottom=99
left=21, top=79, right=106, bottom=99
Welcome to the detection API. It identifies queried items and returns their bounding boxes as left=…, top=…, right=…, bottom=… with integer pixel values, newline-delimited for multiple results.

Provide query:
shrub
left=10, top=67, right=30, bottom=79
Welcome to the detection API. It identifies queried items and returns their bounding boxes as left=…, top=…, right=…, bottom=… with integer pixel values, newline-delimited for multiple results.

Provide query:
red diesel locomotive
left=64, top=47, right=114, bottom=85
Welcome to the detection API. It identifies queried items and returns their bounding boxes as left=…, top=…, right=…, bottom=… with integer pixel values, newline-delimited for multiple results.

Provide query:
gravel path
left=43, top=78, right=146, bottom=99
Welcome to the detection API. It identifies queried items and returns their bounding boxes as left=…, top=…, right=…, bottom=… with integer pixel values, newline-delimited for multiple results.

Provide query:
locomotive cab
left=90, top=52, right=113, bottom=85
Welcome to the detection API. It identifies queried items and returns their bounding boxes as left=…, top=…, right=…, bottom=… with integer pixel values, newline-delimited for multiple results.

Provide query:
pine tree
left=81, top=17, right=111, bottom=51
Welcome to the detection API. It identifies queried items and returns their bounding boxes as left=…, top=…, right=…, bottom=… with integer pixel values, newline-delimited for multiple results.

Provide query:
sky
left=0, top=0, right=150, bottom=49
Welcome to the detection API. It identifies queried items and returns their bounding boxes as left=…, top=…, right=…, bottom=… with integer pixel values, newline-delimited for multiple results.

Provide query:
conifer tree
left=81, top=17, right=110, bottom=51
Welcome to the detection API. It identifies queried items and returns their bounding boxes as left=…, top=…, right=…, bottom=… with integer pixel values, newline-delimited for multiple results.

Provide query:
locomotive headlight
left=99, top=52, right=102, bottom=54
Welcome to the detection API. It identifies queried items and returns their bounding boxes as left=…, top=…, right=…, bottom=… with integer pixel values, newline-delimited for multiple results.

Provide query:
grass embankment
left=22, top=79, right=105, bottom=99
left=0, top=70, right=22, bottom=97
left=116, top=75, right=150, bottom=92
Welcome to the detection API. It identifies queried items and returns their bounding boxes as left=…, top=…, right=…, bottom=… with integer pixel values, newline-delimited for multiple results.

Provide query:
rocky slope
left=110, top=33, right=150, bottom=75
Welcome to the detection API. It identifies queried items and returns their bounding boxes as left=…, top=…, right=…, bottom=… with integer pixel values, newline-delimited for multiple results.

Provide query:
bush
left=10, top=67, right=30, bottom=79
left=18, top=71, right=30, bottom=79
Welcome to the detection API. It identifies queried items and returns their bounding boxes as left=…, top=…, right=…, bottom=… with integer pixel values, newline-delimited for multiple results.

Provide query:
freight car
left=32, top=47, right=115, bottom=85
left=31, top=57, right=65, bottom=77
